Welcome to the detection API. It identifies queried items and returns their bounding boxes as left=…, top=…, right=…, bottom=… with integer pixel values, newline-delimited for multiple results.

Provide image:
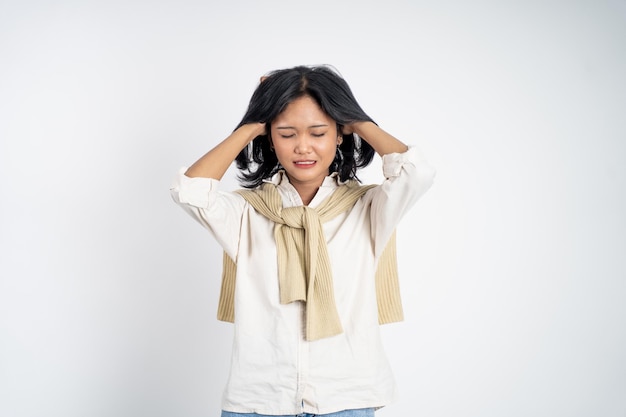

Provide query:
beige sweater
left=218, top=180, right=404, bottom=341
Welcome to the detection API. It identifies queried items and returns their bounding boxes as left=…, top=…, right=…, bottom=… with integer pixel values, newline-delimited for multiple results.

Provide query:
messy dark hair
left=234, top=65, right=376, bottom=188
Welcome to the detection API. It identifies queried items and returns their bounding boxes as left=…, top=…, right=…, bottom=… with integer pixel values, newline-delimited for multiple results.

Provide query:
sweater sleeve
left=368, top=146, right=436, bottom=258
left=169, top=168, right=246, bottom=260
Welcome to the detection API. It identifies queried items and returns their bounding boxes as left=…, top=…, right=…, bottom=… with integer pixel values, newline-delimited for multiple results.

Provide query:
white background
left=1, top=1, right=625, bottom=416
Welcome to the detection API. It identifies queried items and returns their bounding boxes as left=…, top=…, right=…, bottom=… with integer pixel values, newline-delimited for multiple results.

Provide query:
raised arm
left=343, top=121, right=434, bottom=257
left=185, top=122, right=266, bottom=179
left=344, top=121, right=408, bottom=156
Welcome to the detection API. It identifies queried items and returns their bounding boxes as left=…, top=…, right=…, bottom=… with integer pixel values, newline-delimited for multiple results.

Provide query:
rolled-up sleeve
left=170, top=168, right=246, bottom=260
left=370, top=146, right=436, bottom=257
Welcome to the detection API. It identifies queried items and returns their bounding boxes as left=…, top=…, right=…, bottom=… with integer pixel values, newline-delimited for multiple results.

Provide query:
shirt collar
left=262, top=170, right=344, bottom=188
left=262, top=171, right=343, bottom=207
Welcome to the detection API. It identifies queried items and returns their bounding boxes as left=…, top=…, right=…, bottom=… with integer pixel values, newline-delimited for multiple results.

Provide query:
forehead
left=273, top=95, right=334, bottom=126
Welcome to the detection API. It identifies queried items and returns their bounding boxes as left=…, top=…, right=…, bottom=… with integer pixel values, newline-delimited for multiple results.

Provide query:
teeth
left=295, top=161, right=315, bottom=165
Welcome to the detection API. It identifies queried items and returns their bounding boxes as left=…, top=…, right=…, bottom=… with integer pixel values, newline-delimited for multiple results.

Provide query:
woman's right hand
left=185, top=122, right=267, bottom=180
left=243, top=122, right=267, bottom=142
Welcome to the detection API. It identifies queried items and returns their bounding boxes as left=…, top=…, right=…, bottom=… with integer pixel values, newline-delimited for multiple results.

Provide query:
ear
left=337, top=135, right=343, bottom=146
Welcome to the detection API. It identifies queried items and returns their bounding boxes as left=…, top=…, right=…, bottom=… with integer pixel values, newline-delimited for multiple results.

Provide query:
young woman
left=170, top=65, right=435, bottom=417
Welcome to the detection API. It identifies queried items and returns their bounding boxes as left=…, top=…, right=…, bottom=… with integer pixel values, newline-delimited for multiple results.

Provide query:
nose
left=294, top=135, right=312, bottom=154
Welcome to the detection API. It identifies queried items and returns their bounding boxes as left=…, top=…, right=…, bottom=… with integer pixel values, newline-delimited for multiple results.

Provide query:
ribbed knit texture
left=375, top=230, right=404, bottom=324
left=217, top=251, right=237, bottom=323
left=218, top=180, right=404, bottom=340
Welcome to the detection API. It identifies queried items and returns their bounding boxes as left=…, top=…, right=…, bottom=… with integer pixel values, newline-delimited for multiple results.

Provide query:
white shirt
left=170, top=147, right=435, bottom=415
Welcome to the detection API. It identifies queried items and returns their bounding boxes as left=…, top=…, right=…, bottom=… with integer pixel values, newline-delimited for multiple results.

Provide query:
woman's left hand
left=342, top=121, right=408, bottom=156
left=341, top=122, right=363, bottom=136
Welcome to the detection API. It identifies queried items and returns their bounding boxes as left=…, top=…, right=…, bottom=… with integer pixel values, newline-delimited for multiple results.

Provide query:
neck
left=283, top=172, right=329, bottom=206
left=294, top=184, right=319, bottom=206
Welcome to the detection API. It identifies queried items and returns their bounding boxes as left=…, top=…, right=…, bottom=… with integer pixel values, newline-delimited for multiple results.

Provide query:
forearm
left=185, top=123, right=265, bottom=179
left=351, top=121, right=408, bottom=156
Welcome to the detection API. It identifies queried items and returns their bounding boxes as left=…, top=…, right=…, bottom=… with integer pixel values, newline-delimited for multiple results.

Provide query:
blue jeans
left=221, top=408, right=374, bottom=417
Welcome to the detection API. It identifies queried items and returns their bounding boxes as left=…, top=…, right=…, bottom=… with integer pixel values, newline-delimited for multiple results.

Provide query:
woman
left=170, top=65, right=435, bottom=416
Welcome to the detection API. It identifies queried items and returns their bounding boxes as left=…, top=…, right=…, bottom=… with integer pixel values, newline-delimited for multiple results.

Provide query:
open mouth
left=294, top=160, right=316, bottom=167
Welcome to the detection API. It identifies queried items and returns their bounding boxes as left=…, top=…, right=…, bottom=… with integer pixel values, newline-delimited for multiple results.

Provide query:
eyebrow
left=276, top=124, right=329, bottom=130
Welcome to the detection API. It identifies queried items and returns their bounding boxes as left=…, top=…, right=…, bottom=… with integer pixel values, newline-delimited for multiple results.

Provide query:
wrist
left=238, top=122, right=266, bottom=142
left=350, top=121, right=375, bottom=137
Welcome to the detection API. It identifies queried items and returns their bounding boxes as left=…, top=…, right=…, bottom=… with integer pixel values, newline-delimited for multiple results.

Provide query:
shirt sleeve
left=169, top=168, right=246, bottom=260
left=368, top=146, right=436, bottom=258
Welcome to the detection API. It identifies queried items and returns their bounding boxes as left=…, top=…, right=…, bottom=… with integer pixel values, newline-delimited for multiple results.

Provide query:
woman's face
left=270, top=95, right=342, bottom=193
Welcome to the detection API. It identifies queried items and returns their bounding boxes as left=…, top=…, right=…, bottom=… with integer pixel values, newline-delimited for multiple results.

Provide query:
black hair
left=234, top=65, right=376, bottom=188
